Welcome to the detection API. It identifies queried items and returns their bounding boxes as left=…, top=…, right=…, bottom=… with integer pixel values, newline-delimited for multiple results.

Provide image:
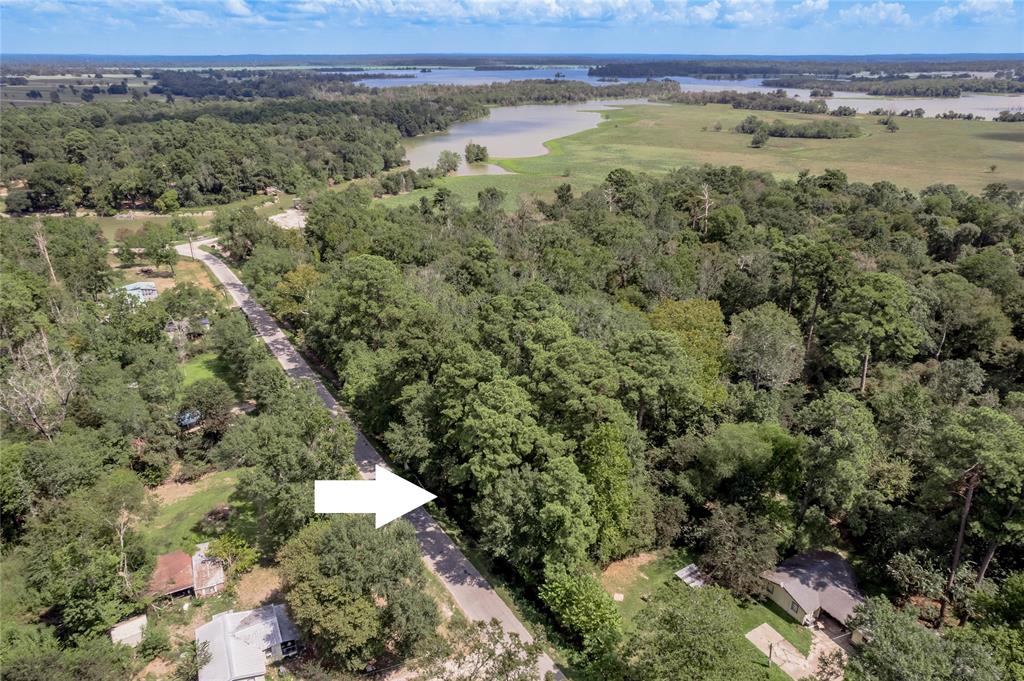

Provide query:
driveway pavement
left=178, top=239, right=559, bottom=678
left=745, top=622, right=849, bottom=680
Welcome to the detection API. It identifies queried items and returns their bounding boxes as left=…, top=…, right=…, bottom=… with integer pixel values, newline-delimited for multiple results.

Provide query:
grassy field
left=379, top=102, right=1024, bottom=209
left=599, top=549, right=811, bottom=680
left=143, top=470, right=240, bottom=554
left=112, top=256, right=221, bottom=296
left=93, top=191, right=295, bottom=243
left=180, top=351, right=237, bottom=389
left=0, top=73, right=153, bottom=107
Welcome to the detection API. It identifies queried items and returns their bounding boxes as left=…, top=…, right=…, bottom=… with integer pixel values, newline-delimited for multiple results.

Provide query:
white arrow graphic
left=315, top=465, right=437, bottom=528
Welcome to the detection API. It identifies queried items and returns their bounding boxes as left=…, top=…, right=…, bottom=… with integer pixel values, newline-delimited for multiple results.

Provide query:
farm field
left=380, top=102, right=1024, bottom=208
left=0, top=72, right=153, bottom=106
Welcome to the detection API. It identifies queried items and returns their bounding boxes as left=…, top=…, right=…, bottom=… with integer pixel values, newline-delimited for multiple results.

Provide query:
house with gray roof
left=196, top=604, right=299, bottom=681
left=760, top=550, right=865, bottom=637
left=121, top=281, right=158, bottom=303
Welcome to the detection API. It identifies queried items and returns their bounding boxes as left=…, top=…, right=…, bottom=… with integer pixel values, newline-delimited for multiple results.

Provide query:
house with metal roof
left=146, top=550, right=195, bottom=598
left=196, top=604, right=299, bottom=681
left=146, top=543, right=226, bottom=600
left=192, top=542, right=226, bottom=597
left=760, top=550, right=866, bottom=634
left=121, top=281, right=158, bottom=303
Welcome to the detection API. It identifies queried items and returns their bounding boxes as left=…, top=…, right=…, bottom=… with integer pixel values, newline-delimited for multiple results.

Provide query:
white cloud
left=719, top=0, right=776, bottom=25
left=837, top=1, right=910, bottom=26
left=930, top=0, right=1015, bottom=23
left=158, top=5, right=210, bottom=25
left=293, top=0, right=331, bottom=13
left=689, top=1, right=722, bottom=23
left=225, top=0, right=253, bottom=16
left=791, top=0, right=827, bottom=15
left=290, top=0, right=785, bottom=26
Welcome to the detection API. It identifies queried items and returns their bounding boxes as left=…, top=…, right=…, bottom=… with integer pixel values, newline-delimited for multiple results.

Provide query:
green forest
left=4, top=135, right=1023, bottom=680
left=0, top=80, right=674, bottom=214
left=1, top=53, right=1024, bottom=681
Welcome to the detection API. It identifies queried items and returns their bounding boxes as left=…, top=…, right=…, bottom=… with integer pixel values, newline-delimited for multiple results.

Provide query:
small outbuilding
left=146, top=543, right=226, bottom=600
left=109, top=613, right=148, bottom=647
left=146, top=550, right=194, bottom=599
left=192, top=542, right=226, bottom=597
left=675, top=563, right=709, bottom=588
left=760, top=550, right=865, bottom=639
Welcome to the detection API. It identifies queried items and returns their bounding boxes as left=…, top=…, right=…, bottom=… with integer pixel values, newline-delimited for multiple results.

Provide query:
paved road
left=178, top=239, right=559, bottom=678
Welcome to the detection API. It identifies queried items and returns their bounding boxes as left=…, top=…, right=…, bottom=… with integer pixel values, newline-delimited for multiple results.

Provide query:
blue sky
left=1, top=1, right=1021, bottom=56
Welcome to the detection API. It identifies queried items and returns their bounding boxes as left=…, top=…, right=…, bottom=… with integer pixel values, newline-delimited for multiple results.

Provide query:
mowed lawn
left=380, top=102, right=1024, bottom=209
left=600, top=549, right=811, bottom=680
left=181, top=351, right=237, bottom=389
left=143, top=470, right=240, bottom=554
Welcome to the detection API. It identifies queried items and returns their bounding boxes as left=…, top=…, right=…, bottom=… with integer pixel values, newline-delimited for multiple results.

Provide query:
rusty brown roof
left=147, top=550, right=193, bottom=597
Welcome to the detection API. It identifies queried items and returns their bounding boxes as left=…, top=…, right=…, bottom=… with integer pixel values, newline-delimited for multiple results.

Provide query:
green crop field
left=380, top=102, right=1024, bottom=209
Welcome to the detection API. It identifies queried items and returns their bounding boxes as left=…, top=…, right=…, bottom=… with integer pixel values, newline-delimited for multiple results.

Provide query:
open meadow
left=380, top=102, right=1024, bottom=208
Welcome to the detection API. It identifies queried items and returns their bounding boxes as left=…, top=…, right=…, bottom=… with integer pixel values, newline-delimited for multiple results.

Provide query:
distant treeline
left=763, top=76, right=1024, bottom=97
left=147, top=69, right=411, bottom=99
left=658, top=89, right=828, bottom=114
left=735, top=114, right=860, bottom=139
left=134, top=69, right=674, bottom=104
left=588, top=57, right=1024, bottom=79
left=6, top=53, right=1023, bottom=75
left=394, top=79, right=678, bottom=106
left=472, top=65, right=538, bottom=71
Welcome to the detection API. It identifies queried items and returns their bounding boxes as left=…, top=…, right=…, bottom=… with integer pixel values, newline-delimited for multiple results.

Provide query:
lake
left=360, top=67, right=1024, bottom=118
left=403, top=99, right=650, bottom=175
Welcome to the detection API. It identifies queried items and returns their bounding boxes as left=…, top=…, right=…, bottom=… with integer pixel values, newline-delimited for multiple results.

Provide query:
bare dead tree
left=699, top=183, right=715, bottom=235
left=113, top=507, right=136, bottom=595
left=0, top=331, right=78, bottom=440
left=32, top=221, right=59, bottom=286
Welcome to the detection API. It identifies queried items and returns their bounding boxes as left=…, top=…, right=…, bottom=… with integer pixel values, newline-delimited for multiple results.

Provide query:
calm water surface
left=403, top=99, right=649, bottom=175
left=363, top=67, right=1023, bottom=119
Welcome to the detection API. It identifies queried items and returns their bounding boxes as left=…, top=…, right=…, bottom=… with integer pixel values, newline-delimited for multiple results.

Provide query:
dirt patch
left=135, top=655, right=174, bottom=680
left=235, top=566, right=283, bottom=609
left=109, top=257, right=218, bottom=295
left=268, top=208, right=306, bottom=230
left=600, top=552, right=658, bottom=594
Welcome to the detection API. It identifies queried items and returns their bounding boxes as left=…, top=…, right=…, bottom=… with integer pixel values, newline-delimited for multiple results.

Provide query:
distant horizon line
left=4, top=51, right=1022, bottom=58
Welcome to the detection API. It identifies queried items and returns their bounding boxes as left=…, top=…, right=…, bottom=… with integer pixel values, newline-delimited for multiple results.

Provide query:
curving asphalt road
left=178, top=239, right=559, bottom=679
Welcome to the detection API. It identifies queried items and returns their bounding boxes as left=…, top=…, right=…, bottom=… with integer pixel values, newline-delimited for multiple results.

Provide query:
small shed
left=675, top=563, right=708, bottom=588
left=192, top=542, right=226, bottom=597
left=110, top=614, right=148, bottom=647
left=147, top=550, right=194, bottom=598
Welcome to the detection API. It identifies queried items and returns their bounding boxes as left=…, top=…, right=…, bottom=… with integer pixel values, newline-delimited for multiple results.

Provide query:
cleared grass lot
left=380, top=102, right=1024, bottom=209
left=143, top=470, right=240, bottom=554
left=600, top=549, right=812, bottom=680
left=93, top=191, right=295, bottom=243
